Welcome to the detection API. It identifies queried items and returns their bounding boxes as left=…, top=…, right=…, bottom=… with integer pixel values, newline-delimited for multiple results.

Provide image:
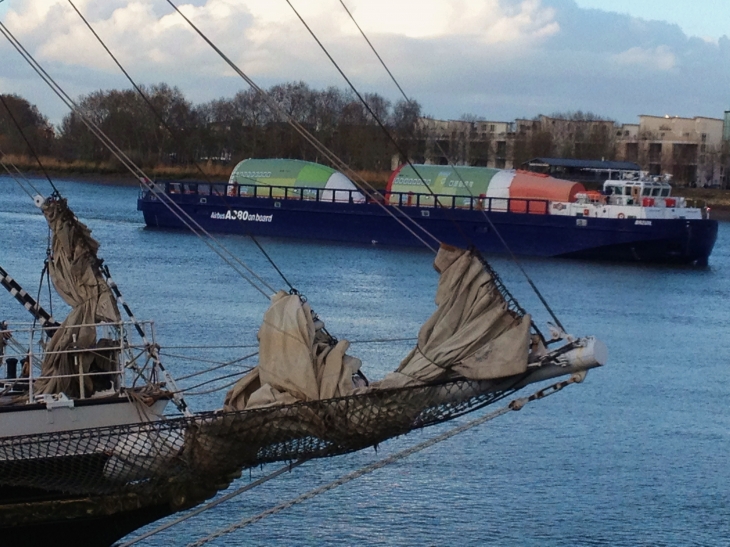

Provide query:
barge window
left=183, top=184, right=198, bottom=194
left=651, top=187, right=661, bottom=197
left=197, top=184, right=211, bottom=196
left=169, top=183, right=182, bottom=194
left=212, top=184, right=226, bottom=196
left=642, top=188, right=651, bottom=196
left=661, top=188, right=670, bottom=197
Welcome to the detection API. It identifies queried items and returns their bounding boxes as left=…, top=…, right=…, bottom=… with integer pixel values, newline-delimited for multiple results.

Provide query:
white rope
left=116, top=459, right=312, bottom=547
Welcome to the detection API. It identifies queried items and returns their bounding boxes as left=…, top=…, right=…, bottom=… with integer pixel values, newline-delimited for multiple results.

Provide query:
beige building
left=514, top=116, right=618, bottom=161
left=418, top=113, right=729, bottom=186
left=418, top=117, right=515, bottom=169
left=616, top=115, right=725, bottom=185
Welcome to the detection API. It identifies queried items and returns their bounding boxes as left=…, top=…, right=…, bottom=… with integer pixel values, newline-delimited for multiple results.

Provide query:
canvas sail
left=33, top=197, right=121, bottom=397
left=226, top=244, right=531, bottom=409
left=376, top=244, right=531, bottom=389
left=224, top=290, right=363, bottom=410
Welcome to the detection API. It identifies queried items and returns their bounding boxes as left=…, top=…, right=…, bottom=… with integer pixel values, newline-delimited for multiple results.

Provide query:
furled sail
left=376, top=244, right=531, bottom=389
left=34, top=197, right=121, bottom=397
left=224, top=291, right=364, bottom=410
left=226, top=244, right=531, bottom=409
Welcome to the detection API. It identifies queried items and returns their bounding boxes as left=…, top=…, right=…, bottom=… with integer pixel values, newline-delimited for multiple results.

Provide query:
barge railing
left=143, top=181, right=551, bottom=215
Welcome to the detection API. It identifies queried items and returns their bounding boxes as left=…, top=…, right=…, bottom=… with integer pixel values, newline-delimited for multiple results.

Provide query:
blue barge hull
left=137, top=189, right=718, bottom=265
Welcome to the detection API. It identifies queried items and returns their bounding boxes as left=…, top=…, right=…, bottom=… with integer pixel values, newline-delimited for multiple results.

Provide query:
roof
left=524, top=158, right=641, bottom=171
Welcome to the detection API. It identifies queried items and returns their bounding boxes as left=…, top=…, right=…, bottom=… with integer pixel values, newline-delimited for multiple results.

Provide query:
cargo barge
left=137, top=160, right=718, bottom=265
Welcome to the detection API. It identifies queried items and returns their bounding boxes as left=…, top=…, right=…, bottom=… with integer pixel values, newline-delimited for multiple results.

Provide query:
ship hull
left=0, top=494, right=173, bottom=547
left=137, top=193, right=718, bottom=265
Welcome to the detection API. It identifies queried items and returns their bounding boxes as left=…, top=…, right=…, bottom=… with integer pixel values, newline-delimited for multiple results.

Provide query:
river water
left=1, top=175, right=729, bottom=546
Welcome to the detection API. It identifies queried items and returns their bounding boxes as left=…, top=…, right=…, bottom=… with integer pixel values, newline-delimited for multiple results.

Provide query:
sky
left=1, top=0, right=729, bottom=127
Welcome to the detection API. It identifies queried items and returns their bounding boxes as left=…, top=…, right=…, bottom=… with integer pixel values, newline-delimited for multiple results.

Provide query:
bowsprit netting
left=0, top=376, right=519, bottom=501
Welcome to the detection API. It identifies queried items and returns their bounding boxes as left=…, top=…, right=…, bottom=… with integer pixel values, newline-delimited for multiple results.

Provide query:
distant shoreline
left=7, top=165, right=730, bottom=220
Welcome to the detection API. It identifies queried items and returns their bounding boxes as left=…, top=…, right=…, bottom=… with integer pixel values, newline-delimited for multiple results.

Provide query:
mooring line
left=115, top=458, right=311, bottom=547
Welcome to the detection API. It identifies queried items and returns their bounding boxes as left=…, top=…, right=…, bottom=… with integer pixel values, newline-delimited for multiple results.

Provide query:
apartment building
left=418, top=112, right=730, bottom=187
left=417, top=117, right=515, bottom=169
left=615, top=115, right=725, bottom=186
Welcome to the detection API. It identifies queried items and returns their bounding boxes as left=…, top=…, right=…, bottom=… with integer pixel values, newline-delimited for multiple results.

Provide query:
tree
left=0, top=94, right=53, bottom=156
left=57, top=84, right=196, bottom=166
left=390, top=99, right=423, bottom=164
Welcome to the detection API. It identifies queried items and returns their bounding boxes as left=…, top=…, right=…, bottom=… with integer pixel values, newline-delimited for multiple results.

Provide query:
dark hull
left=0, top=477, right=216, bottom=547
left=138, top=193, right=718, bottom=265
left=0, top=494, right=173, bottom=547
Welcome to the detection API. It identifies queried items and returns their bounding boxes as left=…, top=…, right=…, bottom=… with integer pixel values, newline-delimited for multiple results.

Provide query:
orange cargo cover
left=508, top=171, right=585, bottom=214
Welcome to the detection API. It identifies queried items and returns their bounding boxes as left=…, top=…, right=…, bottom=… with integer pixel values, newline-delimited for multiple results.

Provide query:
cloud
left=611, top=45, right=677, bottom=71
left=1, top=0, right=729, bottom=126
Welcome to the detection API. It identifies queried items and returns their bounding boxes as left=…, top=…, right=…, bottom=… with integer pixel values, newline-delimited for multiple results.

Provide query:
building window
left=649, top=143, right=662, bottom=162
left=626, top=142, right=639, bottom=162
left=496, top=141, right=506, bottom=157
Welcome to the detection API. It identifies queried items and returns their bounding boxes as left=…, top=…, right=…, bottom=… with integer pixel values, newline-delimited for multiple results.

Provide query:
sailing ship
left=0, top=189, right=607, bottom=545
left=0, top=5, right=607, bottom=547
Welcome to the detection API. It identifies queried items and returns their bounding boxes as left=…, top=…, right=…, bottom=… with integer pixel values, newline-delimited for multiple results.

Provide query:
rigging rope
left=164, top=0, right=441, bottom=254
left=284, top=0, right=474, bottom=248
left=0, top=94, right=59, bottom=195
left=115, top=458, right=313, bottom=547
left=0, top=149, right=44, bottom=198
left=0, top=21, right=279, bottom=301
left=183, top=378, right=241, bottom=396
left=176, top=369, right=252, bottom=394
left=335, top=0, right=566, bottom=332
left=65, top=0, right=300, bottom=294
left=172, top=351, right=258, bottom=382
left=158, top=352, right=257, bottom=373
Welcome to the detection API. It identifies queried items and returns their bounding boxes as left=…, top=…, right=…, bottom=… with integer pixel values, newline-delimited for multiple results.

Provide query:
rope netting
left=0, top=376, right=523, bottom=504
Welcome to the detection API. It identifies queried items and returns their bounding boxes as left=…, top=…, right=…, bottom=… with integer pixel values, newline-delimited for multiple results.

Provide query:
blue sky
left=573, top=0, right=729, bottom=40
left=1, top=1, right=721, bottom=37
left=1, top=1, right=729, bottom=126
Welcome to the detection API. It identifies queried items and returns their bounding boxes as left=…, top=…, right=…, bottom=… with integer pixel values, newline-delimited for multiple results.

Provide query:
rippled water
left=2, top=175, right=729, bottom=546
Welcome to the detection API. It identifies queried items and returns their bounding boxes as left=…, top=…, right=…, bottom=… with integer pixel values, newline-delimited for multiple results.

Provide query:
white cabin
left=549, top=172, right=706, bottom=220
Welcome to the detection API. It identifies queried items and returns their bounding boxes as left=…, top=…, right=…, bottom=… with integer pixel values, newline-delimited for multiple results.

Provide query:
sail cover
left=226, top=244, right=530, bottom=409
left=224, top=291, right=363, bottom=410
left=34, top=197, right=121, bottom=397
left=377, top=245, right=531, bottom=389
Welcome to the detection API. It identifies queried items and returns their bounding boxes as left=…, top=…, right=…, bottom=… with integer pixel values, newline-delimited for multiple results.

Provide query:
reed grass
left=1, top=154, right=392, bottom=189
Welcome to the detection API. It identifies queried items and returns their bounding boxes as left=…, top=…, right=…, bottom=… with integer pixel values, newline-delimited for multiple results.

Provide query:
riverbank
left=2, top=155, right=391, bottom=189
